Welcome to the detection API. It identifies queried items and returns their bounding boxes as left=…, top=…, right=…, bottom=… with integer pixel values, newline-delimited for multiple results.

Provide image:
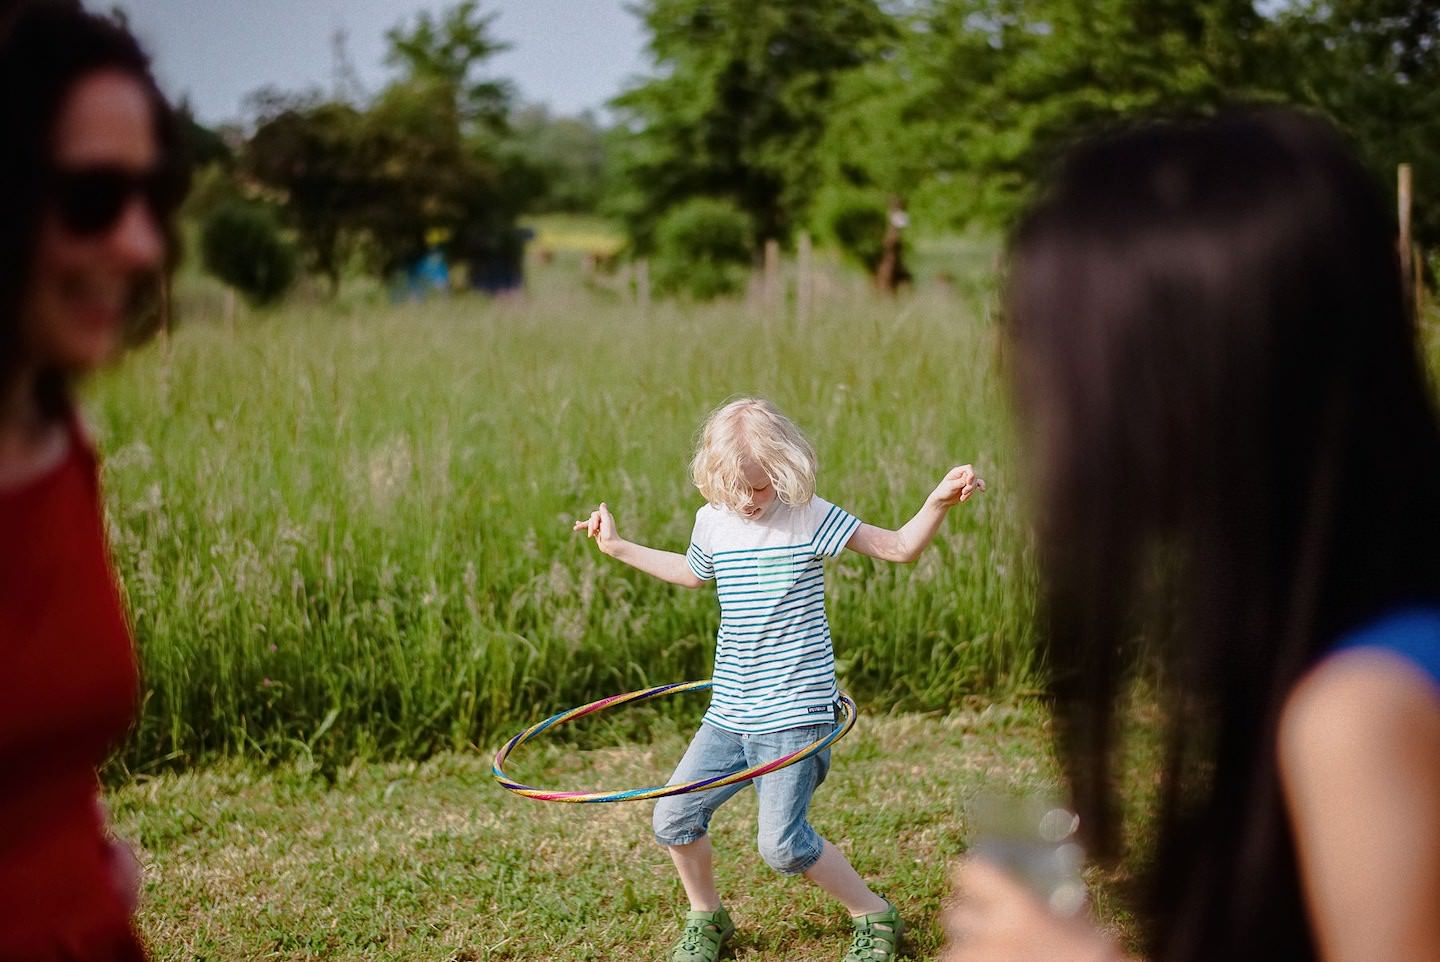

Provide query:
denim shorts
left=652, top=720, right=833, bottom=875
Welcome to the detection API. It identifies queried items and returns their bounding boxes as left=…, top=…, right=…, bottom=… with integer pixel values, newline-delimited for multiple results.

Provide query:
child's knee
left=653, top=795, right=708, bottom=846
left=756, top=826, right=823, bottom=875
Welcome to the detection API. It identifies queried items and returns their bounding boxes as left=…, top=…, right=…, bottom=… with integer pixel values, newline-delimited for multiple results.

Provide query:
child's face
left=739, top=461, right=776, bottom=519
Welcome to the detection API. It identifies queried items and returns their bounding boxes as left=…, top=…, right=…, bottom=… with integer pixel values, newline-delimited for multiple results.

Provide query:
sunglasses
left=46, top=165, right=178, bottom=236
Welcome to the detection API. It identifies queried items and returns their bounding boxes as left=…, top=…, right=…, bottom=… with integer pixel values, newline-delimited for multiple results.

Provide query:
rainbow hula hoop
left=492, top=680, right=858, bottom=803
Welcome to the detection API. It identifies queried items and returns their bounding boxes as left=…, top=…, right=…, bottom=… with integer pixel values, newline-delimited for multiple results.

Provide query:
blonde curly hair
left=690, top=397, right=817, bottom=513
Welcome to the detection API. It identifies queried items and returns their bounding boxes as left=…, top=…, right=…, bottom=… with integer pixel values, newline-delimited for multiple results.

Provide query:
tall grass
left=90, top=268, right=1038, bottom=772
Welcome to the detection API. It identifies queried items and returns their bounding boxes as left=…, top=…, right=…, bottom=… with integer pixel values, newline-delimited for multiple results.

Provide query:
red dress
left=0, top=420, right=146, bottom=961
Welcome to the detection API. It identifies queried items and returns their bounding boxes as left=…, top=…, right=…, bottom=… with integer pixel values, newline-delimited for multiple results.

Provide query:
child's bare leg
left=667, top=836, right=722, bottom=911
left=803, top=840, right=890, bottom=916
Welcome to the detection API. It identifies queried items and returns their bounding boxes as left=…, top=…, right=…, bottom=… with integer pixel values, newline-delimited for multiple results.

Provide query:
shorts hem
left=655, top=830, right=707, bottom=847
left=775, top=840, right=825, bottom=875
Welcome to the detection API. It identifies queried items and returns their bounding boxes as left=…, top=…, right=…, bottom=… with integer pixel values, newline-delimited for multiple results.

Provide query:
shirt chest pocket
left=752, top=554, right=799, bottom=595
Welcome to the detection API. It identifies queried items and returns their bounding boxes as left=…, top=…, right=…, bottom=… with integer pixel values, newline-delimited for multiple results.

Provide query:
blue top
left=1331, top=606, right=1440, bottom=690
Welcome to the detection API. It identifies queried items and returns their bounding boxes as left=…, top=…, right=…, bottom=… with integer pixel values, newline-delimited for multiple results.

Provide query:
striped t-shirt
left=685, top=496, right=861, bottom=734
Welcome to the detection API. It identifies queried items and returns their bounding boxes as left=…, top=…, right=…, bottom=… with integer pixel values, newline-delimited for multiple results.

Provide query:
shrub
left=200, top=201, right=298, bottom=307
left=651, top=197, right=752, bottom=300
left=821, top=189, right=888, bottom=272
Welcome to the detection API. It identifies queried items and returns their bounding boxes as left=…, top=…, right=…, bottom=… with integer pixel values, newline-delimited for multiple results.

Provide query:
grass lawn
left=108, top=702, right=1134, bottom=961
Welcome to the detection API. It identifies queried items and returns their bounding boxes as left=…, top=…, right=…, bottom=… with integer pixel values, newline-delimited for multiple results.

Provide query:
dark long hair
left=0, top=0, right=186, bottom=416
left=1006, top=106, right=1440, bottom=961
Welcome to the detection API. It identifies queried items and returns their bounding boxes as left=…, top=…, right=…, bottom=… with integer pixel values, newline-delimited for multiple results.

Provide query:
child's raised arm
left=573, top=502, right=707, bottom=589
left=845, top=464, right=984, bottom=564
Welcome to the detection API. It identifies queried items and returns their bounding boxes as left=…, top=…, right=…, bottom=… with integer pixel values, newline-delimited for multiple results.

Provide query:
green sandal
left=669, top=906, right=735, bottom=962
left=843, top=902, right=904, bottom=962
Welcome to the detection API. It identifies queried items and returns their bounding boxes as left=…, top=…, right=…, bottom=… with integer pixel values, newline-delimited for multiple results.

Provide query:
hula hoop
left=492, top=680, right=858, bottom=804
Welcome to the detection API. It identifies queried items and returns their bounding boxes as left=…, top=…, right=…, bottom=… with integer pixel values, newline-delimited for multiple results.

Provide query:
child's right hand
left=573, top=502, right=621, bottom=555
left=931, top=464, right=986, bottom=508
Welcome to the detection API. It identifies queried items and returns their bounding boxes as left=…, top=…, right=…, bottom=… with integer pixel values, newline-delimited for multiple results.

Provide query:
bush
left=651, top=197, right=752, bottom=300
left=200, top=201, right=298, bottom=307
left=821, top=189, right=888, bottom=272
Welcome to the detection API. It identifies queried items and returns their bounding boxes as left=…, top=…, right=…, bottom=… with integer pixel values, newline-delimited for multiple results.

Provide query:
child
left=575, top=397, right=984, bottom=962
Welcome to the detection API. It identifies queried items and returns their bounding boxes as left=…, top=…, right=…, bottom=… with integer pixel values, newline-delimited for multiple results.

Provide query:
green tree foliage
left=807, top=0, right=1439, bottom=247
left=384, top=0, right=511, bottom=132
left=246, top=102, right=369, bottom=293
left=819, top=187, right=891, bottom=273
left=816, top=0, right=1283, bottom=230
left=359, top=78, right=504, bottom=275
left=506, top=105, right=613, bottom=213
left=199, top=201, right=297, bottom=307
left=652, top=197, right=753, bottom=299
left=175, top=102, right=234, bottom=170
left=614, top=0, right=895, bottom=253
left=1276, top=0, right=1440, bottom=247
left=243, top=1, right=539, bottom=292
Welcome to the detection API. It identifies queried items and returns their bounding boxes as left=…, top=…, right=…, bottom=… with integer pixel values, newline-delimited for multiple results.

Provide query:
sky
left=110, top=0, right=650, bottom=126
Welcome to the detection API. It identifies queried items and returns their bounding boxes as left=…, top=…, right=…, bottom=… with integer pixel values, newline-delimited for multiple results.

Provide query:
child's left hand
left=931, top=464, right=986, bottom=508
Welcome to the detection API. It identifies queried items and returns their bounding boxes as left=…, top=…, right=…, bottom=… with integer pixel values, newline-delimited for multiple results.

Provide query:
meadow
left=92, top=250, right=1037, bottom=776
left=91, top=247, right=1440, bottom=959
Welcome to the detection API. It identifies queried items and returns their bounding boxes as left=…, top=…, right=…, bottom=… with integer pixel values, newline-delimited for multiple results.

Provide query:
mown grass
left=91, top=262, right=1037, bottom=773
left=108, top=703, right=1133, bottom=962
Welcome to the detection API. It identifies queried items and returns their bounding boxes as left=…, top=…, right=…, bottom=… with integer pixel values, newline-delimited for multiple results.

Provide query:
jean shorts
left=652, top=720, right=833, bottom=875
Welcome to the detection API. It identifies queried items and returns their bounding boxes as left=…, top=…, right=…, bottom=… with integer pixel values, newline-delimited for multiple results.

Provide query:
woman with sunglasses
left=944, top=108, right=1440, bottom=961
left=0, top=2, right=186, bottom=959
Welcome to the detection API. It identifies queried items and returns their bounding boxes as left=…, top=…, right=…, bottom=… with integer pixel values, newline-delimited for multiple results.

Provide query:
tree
left=245, top=89, right=523, bottom=290
left=506, top=105, right=612, bottom=213
left=175, top=100, right=234, bottom=170
left=614, top=0, right=896, bottom=254
left=358, top=77, right=491, bottom=276
left=246, top=102, right=371, bottom=294
left=384, top=0, right=512, bottom=133
left=381, top=1, right=539, bottom=284
left=1276, top=0, right=1440, bottom=249
left=815, top=0, right=1284, bottom=230
left=224, top=1, right=548, bottom=297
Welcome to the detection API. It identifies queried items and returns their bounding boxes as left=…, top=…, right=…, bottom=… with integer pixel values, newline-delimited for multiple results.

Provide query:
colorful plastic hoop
left=492, top=680, right=858, bottom=803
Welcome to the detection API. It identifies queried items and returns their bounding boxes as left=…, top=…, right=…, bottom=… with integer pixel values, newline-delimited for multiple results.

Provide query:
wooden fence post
left=223, top=285, right=237, bottom=334
left=796, top=232, right=813, bottom=323
left=1399, top=163, right=1414, bottom=315
left=635, top=258, right=650, bottom=318
left=1417, top=244, right=1427, bottom=318
left=763, top=239, right=781, bottom=315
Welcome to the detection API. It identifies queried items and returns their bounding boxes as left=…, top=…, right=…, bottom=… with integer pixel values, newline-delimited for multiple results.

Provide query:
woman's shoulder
left=1282, top=606, right=1440, bottom=769
left=1278, top=616, right=1440, bottom=962
left=1331, top=605, right=1440, bottom=690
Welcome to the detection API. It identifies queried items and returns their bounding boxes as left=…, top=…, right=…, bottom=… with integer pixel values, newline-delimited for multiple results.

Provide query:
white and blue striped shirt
left=686, top=496, right=861, bottom=733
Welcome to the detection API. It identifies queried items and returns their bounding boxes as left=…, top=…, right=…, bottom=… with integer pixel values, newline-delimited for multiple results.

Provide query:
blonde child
left=575, top=397, right=984, bottom=962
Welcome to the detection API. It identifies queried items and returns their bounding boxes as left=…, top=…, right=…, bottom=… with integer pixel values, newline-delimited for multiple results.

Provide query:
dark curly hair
left=0, top=0, right=188, bottom=417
